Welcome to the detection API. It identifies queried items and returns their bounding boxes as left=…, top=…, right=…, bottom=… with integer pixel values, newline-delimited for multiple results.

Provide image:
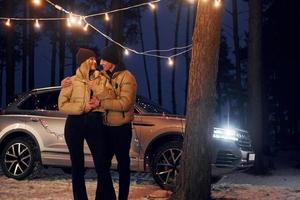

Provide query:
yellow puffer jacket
left=58, top=60, right=93, bottom=115
left=99, top=69, right=137, bottom=126
left=90, top=71, right=117, bottom=113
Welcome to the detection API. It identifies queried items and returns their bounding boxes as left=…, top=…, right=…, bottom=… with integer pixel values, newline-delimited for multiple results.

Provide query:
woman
left=58, top=48, right=116, bottom=200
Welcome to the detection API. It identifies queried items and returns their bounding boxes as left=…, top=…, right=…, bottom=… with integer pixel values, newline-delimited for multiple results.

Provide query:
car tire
left=151, top=140, right=183, bottom=190
left=0, top=137, right=41, bottom=180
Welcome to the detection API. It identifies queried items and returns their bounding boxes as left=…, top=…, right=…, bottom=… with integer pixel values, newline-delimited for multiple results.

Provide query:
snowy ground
left=1, top=151, right=300, bottom=199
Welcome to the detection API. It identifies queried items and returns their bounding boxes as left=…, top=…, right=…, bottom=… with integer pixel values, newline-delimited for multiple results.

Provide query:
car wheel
left=151, top=140, right=183, bottom=190
left=0, top=137, right=41, bottom=180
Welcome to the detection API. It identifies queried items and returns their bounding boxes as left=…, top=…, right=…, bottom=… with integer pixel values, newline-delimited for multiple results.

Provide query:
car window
left=136, top=96, right=172, bottom=114
left=18, top=90, right=60, bottom=111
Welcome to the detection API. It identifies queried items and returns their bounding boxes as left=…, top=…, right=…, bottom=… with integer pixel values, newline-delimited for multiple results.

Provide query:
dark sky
left=5, top=0, right=249, bottom=114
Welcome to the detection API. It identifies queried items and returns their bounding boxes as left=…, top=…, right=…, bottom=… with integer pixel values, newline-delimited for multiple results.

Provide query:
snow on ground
left=1, top=151, right=300, bottom=199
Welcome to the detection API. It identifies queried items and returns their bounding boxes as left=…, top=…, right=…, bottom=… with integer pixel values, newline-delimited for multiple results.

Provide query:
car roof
left=31, top=86, right=61, bottom=92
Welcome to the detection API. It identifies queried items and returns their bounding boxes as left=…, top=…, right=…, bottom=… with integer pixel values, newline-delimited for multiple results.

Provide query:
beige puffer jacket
left=90, top=71, right=116, bottom=113
left=99, top=69, right=137, bottom=126
left=58, top=60, right=93, bottom=115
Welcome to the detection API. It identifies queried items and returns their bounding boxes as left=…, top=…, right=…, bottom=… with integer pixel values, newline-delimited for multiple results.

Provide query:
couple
left=58, top=45, right=137, bottom=200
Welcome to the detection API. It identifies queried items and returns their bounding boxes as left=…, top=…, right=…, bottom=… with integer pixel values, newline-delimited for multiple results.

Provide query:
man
left=96, top=45, right=137, bottom=200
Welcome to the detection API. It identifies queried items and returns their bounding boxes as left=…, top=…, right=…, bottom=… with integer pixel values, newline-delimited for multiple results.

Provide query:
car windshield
left=136, top=96, right=172, bottom=114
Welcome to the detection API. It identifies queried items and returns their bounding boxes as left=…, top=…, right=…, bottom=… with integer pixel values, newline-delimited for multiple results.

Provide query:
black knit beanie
left=100, top=45, right=121, bottom=65
left=76, top=48, right=96, bottom=66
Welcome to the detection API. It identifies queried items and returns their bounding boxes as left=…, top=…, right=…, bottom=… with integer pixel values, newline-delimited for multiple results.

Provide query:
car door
left=20, top=90, right=69, bottom=153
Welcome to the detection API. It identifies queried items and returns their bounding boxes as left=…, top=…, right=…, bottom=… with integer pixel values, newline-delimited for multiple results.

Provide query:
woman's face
left=88, top=57, right=97, bottom=70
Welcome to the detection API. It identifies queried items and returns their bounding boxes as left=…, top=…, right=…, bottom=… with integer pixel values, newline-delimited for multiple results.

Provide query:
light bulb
left=69, top=13, right=76, bottom=24
left=124, top=49, right=130, bottom=56
left=214, top=0, right=221, bottom=8
left=34, top=19, right=40, bottom=28
left=148, top=3, right=156, bottom=10
left=77, top=16, right=83, bottom=25
left=5, top=19, right=11, bottom=27
left=67, top=18, right=72, bottom=27
left=32, top=0, right=41, bottom=6
left=105, top=13, right=110, bottom=21
left=83, top=23, right=89, bottom=31
left=168, top=58, right=174, bottom=66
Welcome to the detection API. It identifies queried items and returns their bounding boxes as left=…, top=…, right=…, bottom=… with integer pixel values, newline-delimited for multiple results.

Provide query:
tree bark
left=184, top=5, right=191, bottom=115
left=70, top=32, right=77, bottom=73
left=5, top=1, right=15, bottom=104
left=28, top=10, right=35, bottom=90
left=0, top=62, right=2, bottom=106
left=153, top=9, right=162, bottom=105
left=22, top=1, right=29, bottom=92
left=59, top=16, right=66, bottom=82
left=232, top=0, right=244, bottom=126
left=248, top=0, right=265, bottom=173
left=50, top=24, right=57, bottom=86
left=138, top=9, right=152, bottom=99
left=172, top=0, right=183, bottom=114
left=111, top=0, right=124, bottom=44
left=171, top=1, right=224, bottom=199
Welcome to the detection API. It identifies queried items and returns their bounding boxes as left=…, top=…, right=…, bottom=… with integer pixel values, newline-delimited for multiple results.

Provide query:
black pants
left=105, top=123, right=132, bottom=200
left=64, top=112, right=115, bottom=200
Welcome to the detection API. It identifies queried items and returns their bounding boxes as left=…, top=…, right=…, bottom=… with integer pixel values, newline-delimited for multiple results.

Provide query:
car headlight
left=213, top=128, right=238, bottom=141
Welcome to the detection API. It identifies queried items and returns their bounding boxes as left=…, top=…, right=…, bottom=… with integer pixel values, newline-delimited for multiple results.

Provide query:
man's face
left=100, top=59, right=114, bottom=71
left=88, top=57, right=97, bottom=70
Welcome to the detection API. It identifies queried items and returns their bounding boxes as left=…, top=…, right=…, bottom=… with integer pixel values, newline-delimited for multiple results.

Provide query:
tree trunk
left=172, top=0, right=183, bottom=114
left=59, top=16, right=66, bottom=82
left=105, top=21, right=110, bottom=46
left=22, top=1, right=29, bottom=92
left=50, top=24, right=57, bottom=86
left=232, top=0, right=244, bottom=126
left=0, top=62, right=2, bottom=106
left=232, top=0, right=241, bottom=88
left=138, top=9, right=152, bottom=99
left=111, top=0, right=124, bottom=44
left=171, top=1, right=224, bottom=199
left=28, top=11, right=35, bottom=90
left=5, top=1, right=15, bottom=104
left=153, top=9, right=162, bottom=105
left=248, top=0, right=265, bottom=174
left=184, top=5, right=191, bottom=115
left=71, top=33, right=77, bottom=73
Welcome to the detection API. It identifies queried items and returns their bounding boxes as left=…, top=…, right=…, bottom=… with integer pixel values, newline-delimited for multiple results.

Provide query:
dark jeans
left=64, top=112, right=115, bottom=200
left=105, top=123, right=132, bottom=200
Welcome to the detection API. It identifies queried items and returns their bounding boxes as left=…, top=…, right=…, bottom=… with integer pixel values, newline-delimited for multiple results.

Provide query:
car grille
left=215, top=151, right=240, bottom=168
left=236, top=130, right=253, bottom=151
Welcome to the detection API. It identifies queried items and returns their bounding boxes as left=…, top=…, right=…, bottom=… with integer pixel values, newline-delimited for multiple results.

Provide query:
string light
left=77, top=16, right=83, bottom=25
left=83, top=23, right=89, bottom=31
left=34, top=19, right=40, bottom=28
left=66, top=18, right=72, bottom=27
left=214, top=0, right=221, bottom=8
left=148, top=3, right=156, bottom=10
left=168, top=58, right=174, bottom=66
left=1, top=0, right=193, bottom=62
left=32, top=0, right=42, bottom=6
left=69, top=13, right=76, bottom=24
left=124, top=49, right=130, bottom=56
left=105, top=13, right=110, bottom=21
left=5, top=19, right=11, bottom=27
